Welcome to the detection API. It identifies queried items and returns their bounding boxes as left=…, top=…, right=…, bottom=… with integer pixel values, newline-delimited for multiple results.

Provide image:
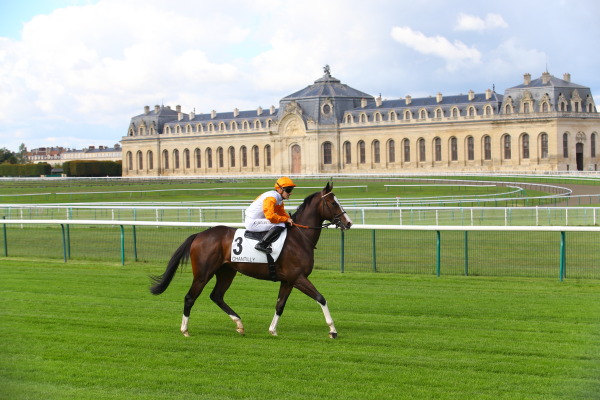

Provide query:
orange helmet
left=275, top=176, right=296, bottom=189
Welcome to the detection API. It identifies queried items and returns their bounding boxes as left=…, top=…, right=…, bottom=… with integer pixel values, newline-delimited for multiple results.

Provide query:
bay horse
left=150, top=182, right=353, bottom=338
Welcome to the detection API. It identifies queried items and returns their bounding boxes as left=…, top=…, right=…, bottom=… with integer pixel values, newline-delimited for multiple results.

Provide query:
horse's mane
left=291, top=192, right=319, bottom=220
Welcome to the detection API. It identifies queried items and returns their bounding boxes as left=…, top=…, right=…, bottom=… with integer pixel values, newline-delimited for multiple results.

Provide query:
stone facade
left=121, top=67, right=600, bottom=176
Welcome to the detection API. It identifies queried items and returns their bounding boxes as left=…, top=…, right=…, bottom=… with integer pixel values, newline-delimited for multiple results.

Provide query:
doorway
left=576, top=143, right=584, bottom=171
left=291, top=145, right=301, bottom=174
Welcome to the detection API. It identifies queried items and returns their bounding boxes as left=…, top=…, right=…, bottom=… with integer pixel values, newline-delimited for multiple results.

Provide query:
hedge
left=62, top=161, right=122, bottom=177
left=0, top=163, right=52, bottom=177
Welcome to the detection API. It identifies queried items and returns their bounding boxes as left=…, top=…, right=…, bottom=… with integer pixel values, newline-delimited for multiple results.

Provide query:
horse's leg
left=293, top=276, right=338, bottom=339
left=269, top=281, right=293, bottom=336
left=181, top=277, right=211, bottom=337
left=209, top=266, right=244, bottom=335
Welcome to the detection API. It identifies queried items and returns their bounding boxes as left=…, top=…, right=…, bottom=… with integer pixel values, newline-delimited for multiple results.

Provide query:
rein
left=290, top=192, right=347, bottom=249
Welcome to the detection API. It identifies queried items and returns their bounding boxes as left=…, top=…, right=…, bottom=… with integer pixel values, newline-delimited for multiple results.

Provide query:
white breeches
left=244, top=217, right=285, bottom=232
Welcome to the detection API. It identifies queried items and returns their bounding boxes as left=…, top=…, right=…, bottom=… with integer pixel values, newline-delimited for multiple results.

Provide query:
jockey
left=245, top=177, right=296, bottom=253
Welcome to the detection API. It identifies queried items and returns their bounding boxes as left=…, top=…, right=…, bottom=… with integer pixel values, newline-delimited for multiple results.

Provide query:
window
left=467, top=137, right=474, bottom=161
left=467, top=107, right=475, bottom=117
left=346, top=115, right=352, bottom=124
left=194, top=148, right=201, bottom=168
left=541, top=134, right=548, bottom=159
left=389, top=112, right=396, bottom=121
left=484, top=106, right=492, bottom=116
left=241, top=146, right=247, bottom=167
left=563, top=133, right=569, bottom=158
left=435, top=108, right=442, bottom=119
left=592, top=133, right=597, bottom=158
left=137, top=151, right=143, bottom=170
left=403, top=139, right=410, bottom=162
left=217, top=148, right=224, bottom=168
left=420, top=109, right=427, bottom=119
left=503, top=135, right=511, bottom=160
left=148, top=150, right=154, bottom=170
left=358, top=141, right=366, bottom=164
left=127, top=152, right=133, bottom=170
left=265, top=145, right=271, bottom=167
left=404, top=110, right=411, bottom=120
left=253, top=146, right=259, bottom=167
left=434, top=137, right=441, bottom=161
left=206, top=148, right=212, bottom=168
left=373, top=140, right=380, bottom=163
left=323, top=142, right=332, bottom=165
left=344, top=141, right=351, bottom=164
left=374, top=113, right=381, bottom=122
left=184, top=149, right=190, bottom=169
left=228, top=147, right=235, bottom=167
left=219, top=122, right=226, bottom=131
left=163, top=150, right=169, bottom=169
left=360, top=114, right=367, bottom=123
left=418, top=139, right=426, bottom=162
left=542, top=102, right=549, bottom=112
left=504, top=104, right=512, bottom=114
left=450, top=137, right=457, bottom=161
left=451, top=107, right=458, bottom=118
left=522, top=134, right=529, bottom=159
left=173, top=149, right=180, bottom=169
left=484, top=136, right=491, bottom=160
left=388, top=140, right=395, bottom=163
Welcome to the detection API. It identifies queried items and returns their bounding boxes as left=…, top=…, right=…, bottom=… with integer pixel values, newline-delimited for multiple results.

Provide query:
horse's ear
left=324, top=182, right=333, bottom=193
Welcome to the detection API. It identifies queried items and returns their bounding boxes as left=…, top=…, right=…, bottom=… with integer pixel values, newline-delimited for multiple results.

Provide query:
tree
left=17, top=143, right=28, bottom=164
left=0, top=148, right=17, bottom=164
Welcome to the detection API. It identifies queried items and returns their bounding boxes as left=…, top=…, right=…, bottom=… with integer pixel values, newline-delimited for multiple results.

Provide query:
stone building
left=121, top=67, right=600, bottom=176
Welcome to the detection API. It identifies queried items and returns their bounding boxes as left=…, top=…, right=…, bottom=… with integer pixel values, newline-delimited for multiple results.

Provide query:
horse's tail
left=149, top=233, right=197, bottom=295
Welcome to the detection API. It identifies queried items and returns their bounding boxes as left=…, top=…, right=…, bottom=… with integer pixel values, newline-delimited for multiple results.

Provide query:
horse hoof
left=182, top=330, right=190, bottom=337
left=269, top=330, right=278, bottom=336
left=329, top=332, right=337, bottom=339
left=236, top=328, right=245, bottom=335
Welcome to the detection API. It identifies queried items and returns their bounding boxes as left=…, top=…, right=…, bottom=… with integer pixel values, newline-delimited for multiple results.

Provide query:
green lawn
left=1, top=258, right=599, bottom=399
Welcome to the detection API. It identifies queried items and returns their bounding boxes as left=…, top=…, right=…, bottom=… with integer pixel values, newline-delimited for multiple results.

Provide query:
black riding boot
left=255, top=226, right=285, bottom=254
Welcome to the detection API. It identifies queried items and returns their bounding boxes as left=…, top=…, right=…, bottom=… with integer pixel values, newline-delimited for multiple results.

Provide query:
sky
left=1, top=0, right=599, bottom=152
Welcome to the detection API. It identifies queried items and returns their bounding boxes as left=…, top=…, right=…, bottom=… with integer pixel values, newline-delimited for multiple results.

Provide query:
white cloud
left=455, top=13, right=508, bottom=31
left=390, top=26, right=481, bottom=71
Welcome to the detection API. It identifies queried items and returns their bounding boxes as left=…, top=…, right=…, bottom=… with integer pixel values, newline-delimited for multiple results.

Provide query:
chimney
left=154, top=105, right=160, bottom=113
left=189, top=111, right=195, bottom=120
left=563, top=73, right=571, bottom=82
left=257, top=106, right=263, bottom=116
left=468, top=90, right=475, bottom=101
left=233, top=108, right=239, bottom=117
left=375, top=95, right=382, bottom=107
left=178, top=112, right=183, bottom=121
left=523, top=73, right=531, bottom=85
left=405, top=95, right=411, bottom=105
left=211, top=110, right=217, bottom=119
left=436, top=92, right=443, bottom=103
left=485, top=89, right=492, bottom=100
left=166, top=105, right=171, bottom=110
left=176, top=105, right=181, bottom=113
left=542, top=72, right=551, bottom=84
left=270, top=105, right=276, bottom=115
left=144, top=106, right=150, bottom=115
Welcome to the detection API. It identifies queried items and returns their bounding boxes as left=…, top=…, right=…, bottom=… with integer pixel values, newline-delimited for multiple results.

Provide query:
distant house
left=27, top=145, right=122, bottom=166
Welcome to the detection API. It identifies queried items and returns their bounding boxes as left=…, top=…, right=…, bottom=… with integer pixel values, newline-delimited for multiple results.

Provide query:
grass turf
left=0, top=258, right=599, bottom=399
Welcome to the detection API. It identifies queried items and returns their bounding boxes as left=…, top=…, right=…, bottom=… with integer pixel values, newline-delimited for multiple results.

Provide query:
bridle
left=292, top=192, right=349, bottom=230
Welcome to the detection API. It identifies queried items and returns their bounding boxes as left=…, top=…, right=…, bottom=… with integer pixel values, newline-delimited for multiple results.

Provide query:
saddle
left=231, top=229, right=288, bottom=281
left=243, top=230, right=283, bottom=242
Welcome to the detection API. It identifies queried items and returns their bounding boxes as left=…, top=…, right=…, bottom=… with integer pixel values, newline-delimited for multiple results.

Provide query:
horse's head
left=320, top=182, right=353, bottom=230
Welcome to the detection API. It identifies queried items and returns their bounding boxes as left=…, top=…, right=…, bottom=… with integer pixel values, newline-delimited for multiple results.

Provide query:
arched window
left=346, top=114, right=353, bottom=124
left=389, top=112, right=396, bottom=121
left=540, top=133, right=548, bottom=159
left=241, top=146, right=247, bottom=167
left=503, top=135, right=512, bottom=160
left=264, top=145, right=271, bottom=167
left=450, top=137, right=457, bottom=161
left=403, top=139, right=411, bottom=162
left=252, top=146, right=259, bottom=167
left=147, top=150, right=154, bottom=170
left=344, top=141, right=351, bottom=164
left=217, top=148, right=224, bottom=168
left=163, top=150, right=169, bottom=169
left=542, top=102, right=549, bottom=112
left=434, top=137, right=442, bottom=161
left=451, top=107, right=459, bottom=118
left=563, top=133, right=569, bottom=158
left=208, top=123, right=214, bottom=132
left=435, top=108, right=442, bottom=119
left=186, top=125, right=192, bottom=133
left=194, top=148, right=201, bottom=168
left=420, top=109, right=427, bottom=119
left=522, top=134, right=529, bottom=159
left=484, top=136, right=491, bottom=160
left=418, top=139, right=426, bottom=162
left=373, top=140, right=380, bottom=163
left=404, top=110, right=411, bottom=120
left=467, top=137, right=474, bottom=161
left=228, top=147, right=235, bottom=167
left=254, top=120, right=261, bottom=129
left=592, top=133, right=597, bottom=158
left=137, top=151, right=143, bottom=170
left=467, top=107, right=476, bottom=117
left=243, top=121, right=249, bottom=130
left=358, top=141, right=366, bottom=164
left=484, top=105, right=492, bottom=116
left=184, top=149, right=190, bottom=169
left=127, top=151, right=133, bottom=170
left=323, top=142, right=332, bottom=165
left=231, top=121, right=238, bottom=131
left=360, top=114, right=367, bottom=123
left=173, top=149, right=180, bottom=169
left=374, top=112, right=382, bottom=122
left=388, top=140, right=395, bottom=163
left=206, top=148, right=213, bottom=168
left=504, top=104, right=513, bottom=114
left=219, top=122, right=226, bottom=131
left=176, top=125, right=181, bottom=134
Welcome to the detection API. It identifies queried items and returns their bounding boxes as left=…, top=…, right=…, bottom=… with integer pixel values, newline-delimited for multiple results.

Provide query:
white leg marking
left=269, top=313, right=280, bottom=336
left=181, top=315, right=190, bottom=337
left=319, top=301, right=337, bottom=338
left=230, top=315, right=245, bottom=335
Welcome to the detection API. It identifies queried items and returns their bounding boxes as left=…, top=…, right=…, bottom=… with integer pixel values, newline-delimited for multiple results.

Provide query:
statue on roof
left=323, top=64, right=331, bottom=77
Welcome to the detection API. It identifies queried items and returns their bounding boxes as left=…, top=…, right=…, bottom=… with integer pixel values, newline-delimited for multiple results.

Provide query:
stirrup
left=255, top=243, right=273, bottom=254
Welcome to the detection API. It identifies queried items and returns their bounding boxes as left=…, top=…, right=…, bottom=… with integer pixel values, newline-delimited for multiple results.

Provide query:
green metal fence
left=2, top=219, right=600, bottom=280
